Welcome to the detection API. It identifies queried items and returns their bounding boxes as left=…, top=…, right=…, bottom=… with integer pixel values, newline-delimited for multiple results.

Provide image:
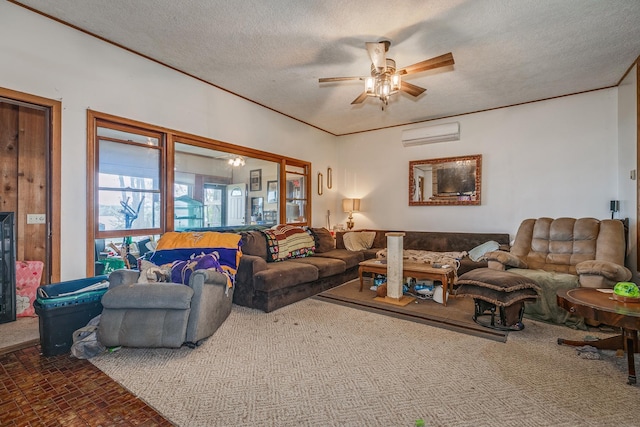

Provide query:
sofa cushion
left=253, top=261, right=318, bottom=292
left=343, top=231, right=376, bottom=251
left=314, top=249, right=364, bottom=269
left=241, top=230, right=268, bottom=259
left=310, top=227, right=335, bottom=253
left=289, top=256, right=346, bottom=278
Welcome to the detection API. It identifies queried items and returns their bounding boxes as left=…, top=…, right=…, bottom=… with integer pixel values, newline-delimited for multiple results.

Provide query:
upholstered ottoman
left=455, top=268, right=541, bottom=331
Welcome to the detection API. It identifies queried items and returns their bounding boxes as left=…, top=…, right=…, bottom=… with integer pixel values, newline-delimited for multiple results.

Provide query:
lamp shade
left=342, top=198, right=361, bottom=213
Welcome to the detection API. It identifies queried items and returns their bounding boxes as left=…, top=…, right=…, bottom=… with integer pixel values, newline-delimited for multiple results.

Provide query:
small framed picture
left=267, top=180, right=278, bottom=203
left=251, top=197, right=264, bottom=218
left=250, top=169, right=262, bottom=192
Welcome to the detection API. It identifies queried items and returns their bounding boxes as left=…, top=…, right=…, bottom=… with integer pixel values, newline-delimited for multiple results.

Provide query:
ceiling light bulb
left=391, top=74, right=401, bottom=92
left=365, top=77, right=375, bottom=95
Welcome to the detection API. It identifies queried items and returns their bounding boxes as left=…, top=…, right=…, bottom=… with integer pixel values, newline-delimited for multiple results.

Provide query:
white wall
left=336, top=89, right=620, bottom=241
left=1, top=2, right=633, bottom=280
left=618, top=64, right=638, bottom=279
left=0, top=3, right=337, bottom=280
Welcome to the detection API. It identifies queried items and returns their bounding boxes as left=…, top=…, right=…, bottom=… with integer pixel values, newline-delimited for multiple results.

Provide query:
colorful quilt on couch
left=262, top=225, right=315, bottom=262
left=149, top=231, right=243, bottom=287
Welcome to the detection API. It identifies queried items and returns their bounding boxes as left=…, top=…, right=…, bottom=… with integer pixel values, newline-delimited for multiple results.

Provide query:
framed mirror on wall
left=409, top=154, right=482, bottom=206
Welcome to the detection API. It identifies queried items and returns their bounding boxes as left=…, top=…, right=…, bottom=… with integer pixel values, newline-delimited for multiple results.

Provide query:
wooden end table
left=557, top=287, right=640, bottom=385
left=358, top=259, right=455, bottom=306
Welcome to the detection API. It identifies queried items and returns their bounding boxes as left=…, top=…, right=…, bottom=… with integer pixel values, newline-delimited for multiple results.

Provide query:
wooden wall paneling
left=0, top=103, right=18, bottom=217
left=17, top=106, right=47, bottom=273
left=0, top=87, right=61, bottom=283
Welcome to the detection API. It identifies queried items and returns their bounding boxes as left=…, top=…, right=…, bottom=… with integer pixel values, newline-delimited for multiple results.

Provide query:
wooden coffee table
left=557, top=287, right=640, bottom=385
left=358, top=259, right=455, bottom=306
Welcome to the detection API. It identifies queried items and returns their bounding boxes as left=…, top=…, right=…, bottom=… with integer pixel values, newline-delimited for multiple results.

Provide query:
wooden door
left=226, top=184, right=246, bottom=226
left=0, top=101, right=50, bottom=284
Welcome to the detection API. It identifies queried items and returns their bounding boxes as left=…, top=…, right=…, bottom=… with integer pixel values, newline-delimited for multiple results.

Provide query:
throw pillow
left=343, top=231, right=376, bottom=251
left=15, top=261, right=44, bottom=317
left=310, top=227, right=335, bottom=253
left=468, top=240, right=500, bottom=262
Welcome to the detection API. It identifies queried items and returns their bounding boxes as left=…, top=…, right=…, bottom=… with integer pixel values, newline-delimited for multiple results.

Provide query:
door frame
left=0, top=87, right=61, bottom=283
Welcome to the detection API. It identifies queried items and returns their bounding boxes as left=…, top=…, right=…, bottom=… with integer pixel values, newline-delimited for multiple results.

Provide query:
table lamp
left=342, top=198, right=361, bottom=230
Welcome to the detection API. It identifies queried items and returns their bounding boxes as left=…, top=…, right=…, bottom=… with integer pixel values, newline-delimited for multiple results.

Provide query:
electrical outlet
left=27, top=214, right=46, bottom=224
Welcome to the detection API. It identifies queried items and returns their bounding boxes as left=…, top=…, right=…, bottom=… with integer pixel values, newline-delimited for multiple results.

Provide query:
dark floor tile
left=0, top=345, right=173, bottom=426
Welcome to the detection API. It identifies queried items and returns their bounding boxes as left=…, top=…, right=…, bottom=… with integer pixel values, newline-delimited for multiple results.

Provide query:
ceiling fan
left=319, top=40, right=454, bottom=110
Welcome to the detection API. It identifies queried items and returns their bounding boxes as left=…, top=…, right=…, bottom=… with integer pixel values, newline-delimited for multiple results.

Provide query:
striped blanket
left=262, top=225, right=315, bottom=262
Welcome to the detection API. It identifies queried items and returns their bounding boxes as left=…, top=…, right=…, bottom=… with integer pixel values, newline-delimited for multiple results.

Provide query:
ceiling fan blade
left=366, top=41, right=389, bottom=72
left=398, top=52, right=454, bottom=75
left=351, top=92, right=368, bottom=104
left=319, top=76, right=363, bottom=83
left=400, top=81, right=427, bottom=97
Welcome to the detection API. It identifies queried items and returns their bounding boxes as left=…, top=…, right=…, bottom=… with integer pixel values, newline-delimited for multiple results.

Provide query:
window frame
left=94, top=123, right=165, bottom=237
left=86, top=110, right=312, bottom=275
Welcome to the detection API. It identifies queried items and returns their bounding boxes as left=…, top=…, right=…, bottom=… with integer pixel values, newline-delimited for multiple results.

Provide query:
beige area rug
left=0, top=316, right=39, bottom=355
left=315, top=279, right=508, bottom=342
left=90, top=298, right=640, bottom=427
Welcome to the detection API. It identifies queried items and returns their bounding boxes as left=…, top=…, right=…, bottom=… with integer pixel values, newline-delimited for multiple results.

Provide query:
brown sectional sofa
left=232, top=228, right=510, bottom=312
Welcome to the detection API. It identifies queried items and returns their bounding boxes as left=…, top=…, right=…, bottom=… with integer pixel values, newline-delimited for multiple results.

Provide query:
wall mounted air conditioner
left=401, top=122, right=460, bottom=146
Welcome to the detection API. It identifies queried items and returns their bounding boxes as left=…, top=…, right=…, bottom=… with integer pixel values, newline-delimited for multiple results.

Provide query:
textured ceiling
left=13, top=0, right=640, bottom=135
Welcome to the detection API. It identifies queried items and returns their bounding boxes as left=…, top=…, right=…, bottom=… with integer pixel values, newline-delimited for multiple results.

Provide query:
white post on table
left=385, top=232, right=405, bottom=300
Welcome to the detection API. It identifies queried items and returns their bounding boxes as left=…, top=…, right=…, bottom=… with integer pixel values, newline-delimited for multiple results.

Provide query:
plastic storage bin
left=33, top=275, right=108, bottom=356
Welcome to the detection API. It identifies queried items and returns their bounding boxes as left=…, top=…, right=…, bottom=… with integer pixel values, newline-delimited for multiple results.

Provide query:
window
left=285, top=163, right=309, bottom=224
left=87, top=111, right=312, bottom=275
left=87, top=119, right=165, bottom=274
left=97, top=138, right=162, bottom=232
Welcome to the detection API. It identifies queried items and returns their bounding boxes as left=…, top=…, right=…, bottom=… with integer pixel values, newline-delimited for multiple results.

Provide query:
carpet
left=90, top=297, right=640, bottom=427
left=314, top=279, right=508, bottom=342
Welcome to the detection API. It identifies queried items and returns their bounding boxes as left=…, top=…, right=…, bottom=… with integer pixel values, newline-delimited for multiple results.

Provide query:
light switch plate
left=27, top=214, right=46, bottom=224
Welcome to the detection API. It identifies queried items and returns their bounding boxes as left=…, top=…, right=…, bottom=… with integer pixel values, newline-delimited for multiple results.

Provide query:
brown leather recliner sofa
left=484, top=217, right=631, bottom=328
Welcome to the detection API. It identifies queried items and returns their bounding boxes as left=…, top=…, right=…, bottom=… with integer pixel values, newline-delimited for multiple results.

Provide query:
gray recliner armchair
left=98, top=268, right=233, bottom=348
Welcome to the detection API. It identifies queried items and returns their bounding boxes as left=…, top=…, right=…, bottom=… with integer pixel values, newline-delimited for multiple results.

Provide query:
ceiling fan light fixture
left=366, top=73, right=401, bottom=104
left=228, top=156, right=245, bottom=167
left=391, top=74, right=401, bottom=92
left=321, top=41, right=448, bottom=109
left=365, top=77, right=375, bottom=95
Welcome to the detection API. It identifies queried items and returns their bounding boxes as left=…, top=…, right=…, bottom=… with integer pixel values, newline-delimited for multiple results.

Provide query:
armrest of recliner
left=484, top=251, right=528, bottom=270
left=576, top=260, right=632, bottom=284
left=107, top=269, right=141, bottom=289
left=190, top=268, right=229, bottom=288
left=186, top=268, right=234, bottom=344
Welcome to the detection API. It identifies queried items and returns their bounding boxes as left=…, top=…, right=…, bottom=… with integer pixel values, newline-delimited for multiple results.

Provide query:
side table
left=557, top=287, right=640, bottom=385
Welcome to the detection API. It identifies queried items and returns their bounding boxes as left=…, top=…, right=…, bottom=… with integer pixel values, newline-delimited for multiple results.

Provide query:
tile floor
left=0, top=345, right=172, bottom=426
